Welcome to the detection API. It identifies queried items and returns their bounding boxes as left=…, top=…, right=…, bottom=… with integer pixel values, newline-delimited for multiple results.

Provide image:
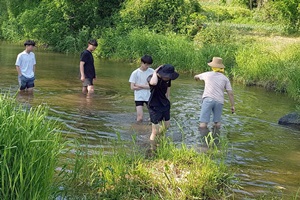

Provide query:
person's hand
left=134, top=84, right=142, bottom=89
left=80, top=75, right=85, bottom=82
left=155, top=65, right=163, bottom=72
left=231, top=106, right=235, bottom=114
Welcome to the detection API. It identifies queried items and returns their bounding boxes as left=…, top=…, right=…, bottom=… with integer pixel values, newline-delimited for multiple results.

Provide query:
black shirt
left=147, top=75, right=171, bottom=110
left=80, top=50, right=96, bottom=79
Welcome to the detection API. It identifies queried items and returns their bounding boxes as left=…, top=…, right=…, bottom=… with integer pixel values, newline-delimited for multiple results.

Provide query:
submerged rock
left=278, top=112, right=300, bottom=127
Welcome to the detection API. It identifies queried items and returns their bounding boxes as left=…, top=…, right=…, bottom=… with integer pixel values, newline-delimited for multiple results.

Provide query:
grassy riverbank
left=0, top=94, right=238, bottom=199
left=92, top=1, right=300, bottom=102
left=95, top=24, right=300, bottom=102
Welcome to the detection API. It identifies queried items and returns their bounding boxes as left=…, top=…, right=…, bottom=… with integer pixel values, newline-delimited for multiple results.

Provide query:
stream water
left=0, top=42, right=299, bottom=199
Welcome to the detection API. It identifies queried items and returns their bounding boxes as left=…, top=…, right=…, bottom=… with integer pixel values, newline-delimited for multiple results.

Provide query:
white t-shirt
left=15, top=51, right=36, bottom=78
left=197, top=71, right=232, bottom=104
left=129, top=67, right=154, bottom=101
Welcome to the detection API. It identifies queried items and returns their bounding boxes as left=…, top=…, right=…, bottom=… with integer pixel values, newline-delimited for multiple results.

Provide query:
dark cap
left=158, top=64, right=179, bottom=80
left=24, top=40, right=35, bottom=46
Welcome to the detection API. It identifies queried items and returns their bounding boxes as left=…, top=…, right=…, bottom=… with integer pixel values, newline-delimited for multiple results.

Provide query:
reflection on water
left=1, top=42, right=300, bottom=199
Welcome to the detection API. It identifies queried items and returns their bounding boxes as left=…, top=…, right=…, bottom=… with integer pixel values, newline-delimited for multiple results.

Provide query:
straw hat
left=207, top=57, right=225, bottom=68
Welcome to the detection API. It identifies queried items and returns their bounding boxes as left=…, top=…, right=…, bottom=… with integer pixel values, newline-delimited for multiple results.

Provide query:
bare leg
left=213, top=122, right=221, bottom=136
left=150, top=123, right=160, bottom=141
left=199, top=126, right=209, bottom=137
left=87, top=85, right=94, bottom=94
left=82, top=86, right=88, bottom=94
left=163, top=120, right=170, bottom=129
left=27, top=87, right=34, bottom=93
left=136, top=105, right=143, bottom=122
left=214, top=122, right=221, bottom=128
left=199, top=122, right=208, bottom=128
left=150, top=120, right=170, bottom=140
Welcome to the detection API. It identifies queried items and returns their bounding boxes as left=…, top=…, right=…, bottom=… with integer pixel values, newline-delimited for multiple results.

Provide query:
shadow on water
left=1, top=42, right=300, bottom=199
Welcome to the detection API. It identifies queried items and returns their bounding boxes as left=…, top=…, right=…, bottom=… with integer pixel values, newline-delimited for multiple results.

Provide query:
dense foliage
left=0, top=0, right=299, bottom=50
left=0, top=0, right=124, bottom=52
left=0, top=0, right=299, bottom=100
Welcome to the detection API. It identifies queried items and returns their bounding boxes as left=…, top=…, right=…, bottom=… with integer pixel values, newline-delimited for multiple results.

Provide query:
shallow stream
left=0, top=42, right=299, bottom=199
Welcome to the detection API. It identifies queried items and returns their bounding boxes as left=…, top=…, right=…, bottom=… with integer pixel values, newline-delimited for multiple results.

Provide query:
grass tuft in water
left=58, top=130, right=238, bottom=199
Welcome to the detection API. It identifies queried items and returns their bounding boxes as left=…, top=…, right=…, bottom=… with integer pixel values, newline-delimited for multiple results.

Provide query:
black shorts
left=135, top=101, right=148, bottom=107
left=83, top=78, right=93, bottom=87
left=148, top=106, right=170, bottom=124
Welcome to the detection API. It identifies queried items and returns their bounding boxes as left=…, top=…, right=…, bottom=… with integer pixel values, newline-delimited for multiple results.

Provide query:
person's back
left=198, top=71, right=231, bottom=104
left=194, top=57, right=235, bottom=129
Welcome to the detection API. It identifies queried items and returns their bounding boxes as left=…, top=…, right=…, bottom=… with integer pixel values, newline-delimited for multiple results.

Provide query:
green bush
left=1, top=18, right=23, bottom=41
left=118, top=0, right=203, bottom=35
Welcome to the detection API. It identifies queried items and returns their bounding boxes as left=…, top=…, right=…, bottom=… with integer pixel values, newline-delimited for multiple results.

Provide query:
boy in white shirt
left=15, top=40, right=36, bottom=93
left=129, top=55, right=154, bottom=122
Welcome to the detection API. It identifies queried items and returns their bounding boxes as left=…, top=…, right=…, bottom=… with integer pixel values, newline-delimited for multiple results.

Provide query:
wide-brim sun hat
left=207, top=57, right=225, bottom=68
left=158, top=64, right=179, bottom=80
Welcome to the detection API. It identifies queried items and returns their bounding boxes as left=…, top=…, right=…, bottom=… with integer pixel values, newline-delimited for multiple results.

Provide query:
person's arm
left=194, top=74, right=202, bottom=81
left=227, top=90, right=235, bottom=113
left=16, top=66, right=22, bottom=76
left=149, top=71, right=158, bottom=86
left=166, top=87, right=171, bottom=100
left=80, top=61, right=85, bottom=81
left=149, top=65, right=162, bottom=86
left=33, top=55, right=36, bottom=74
left=130, top=82, right=143, bottom=90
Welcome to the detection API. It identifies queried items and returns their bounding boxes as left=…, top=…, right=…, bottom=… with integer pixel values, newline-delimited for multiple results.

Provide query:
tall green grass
left=97, top=28, right=205, bottom=72
left=96, top=27, right=238, bottom=73
left=233, top=41, right=300, bottom=100
left=0, top=93, right=62, bottom=200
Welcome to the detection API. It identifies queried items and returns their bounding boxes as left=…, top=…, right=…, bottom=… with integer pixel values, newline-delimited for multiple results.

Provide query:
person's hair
left=24, top=40, right=35, bottom=46
left=88, top=39, right=98, bottom=47
left=141, top=55, right=153, bottom=64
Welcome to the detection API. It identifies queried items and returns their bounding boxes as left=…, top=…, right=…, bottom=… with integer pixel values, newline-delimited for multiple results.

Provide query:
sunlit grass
left=102, top=28, right=206, bottom=72
left=233, top=40, right=300, bottom=100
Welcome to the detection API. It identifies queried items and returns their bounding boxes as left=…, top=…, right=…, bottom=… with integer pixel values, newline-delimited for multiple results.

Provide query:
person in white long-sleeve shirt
left=194, top=57, right=235, bottom=129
